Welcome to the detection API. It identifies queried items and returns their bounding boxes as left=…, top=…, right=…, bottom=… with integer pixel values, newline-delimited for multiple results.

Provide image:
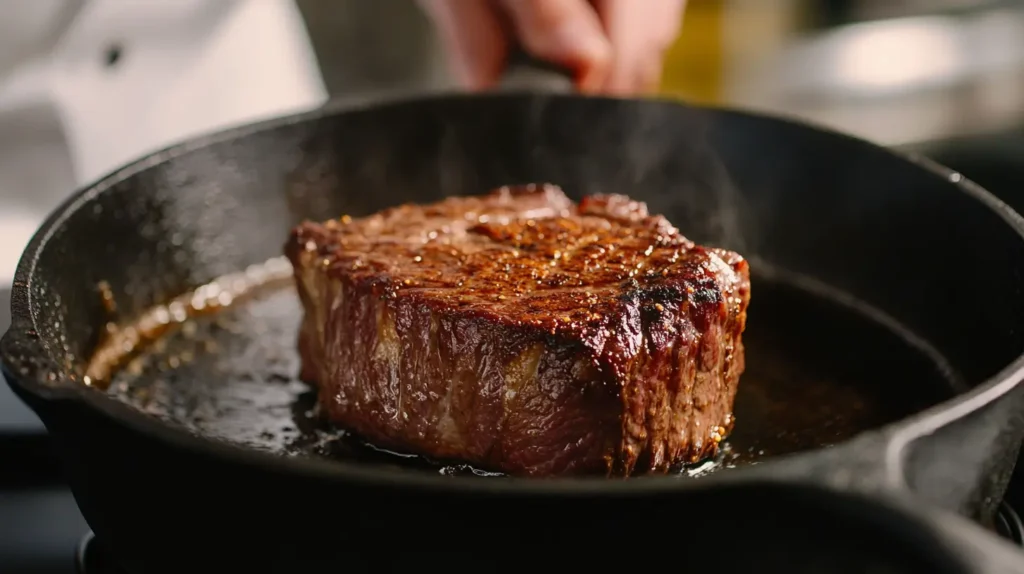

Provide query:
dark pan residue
left=98, top=262, right=959, bottom=477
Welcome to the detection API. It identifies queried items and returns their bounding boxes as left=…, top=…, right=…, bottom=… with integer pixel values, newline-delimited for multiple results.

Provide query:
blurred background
left=2, top=1, right=1024, bottom=572
left=661, top=0, right=1024, bottom=228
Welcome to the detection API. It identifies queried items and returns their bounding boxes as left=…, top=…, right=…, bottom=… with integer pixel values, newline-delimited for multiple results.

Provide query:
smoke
left=616, top=101, right=755, bottom=256
left=682, top=137, right=753, bottom=255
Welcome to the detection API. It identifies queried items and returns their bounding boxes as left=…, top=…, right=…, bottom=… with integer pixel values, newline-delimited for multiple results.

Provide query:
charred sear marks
left=286, top=184, right=750, bottom=477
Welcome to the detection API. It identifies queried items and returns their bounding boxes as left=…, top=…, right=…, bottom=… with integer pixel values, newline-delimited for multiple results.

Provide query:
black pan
left=5, top=67, right=1024, bottom=572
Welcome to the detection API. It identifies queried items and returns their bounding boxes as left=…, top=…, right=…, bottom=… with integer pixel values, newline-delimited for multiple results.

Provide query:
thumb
left=499, top=0, right=612, bottom=92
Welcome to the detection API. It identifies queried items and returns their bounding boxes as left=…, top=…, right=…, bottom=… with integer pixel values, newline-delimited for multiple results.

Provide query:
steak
left=285, top=184, right=750, bottom=477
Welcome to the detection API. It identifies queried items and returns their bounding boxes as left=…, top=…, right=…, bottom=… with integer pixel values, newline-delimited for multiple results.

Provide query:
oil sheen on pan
left=85, top=193, right=959, bottom=479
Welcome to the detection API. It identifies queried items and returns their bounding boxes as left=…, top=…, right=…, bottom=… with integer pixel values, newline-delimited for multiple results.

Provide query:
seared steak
left=286, top=184, right=750, bottom=476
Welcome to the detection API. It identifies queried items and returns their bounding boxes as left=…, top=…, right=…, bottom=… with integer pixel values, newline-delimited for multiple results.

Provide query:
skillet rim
left=5, top=92, right=1024, bottom=495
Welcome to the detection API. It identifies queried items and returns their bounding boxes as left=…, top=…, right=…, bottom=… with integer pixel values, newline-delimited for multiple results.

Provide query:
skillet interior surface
left=5, top=94, right=1024, bottom=481
left=97, top=259, right=958, bottom=476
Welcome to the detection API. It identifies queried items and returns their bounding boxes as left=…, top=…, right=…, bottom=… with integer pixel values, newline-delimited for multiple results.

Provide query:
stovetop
left=0, top=487, right=88, bottom=574
left=76, top=534, right=124, bottom=574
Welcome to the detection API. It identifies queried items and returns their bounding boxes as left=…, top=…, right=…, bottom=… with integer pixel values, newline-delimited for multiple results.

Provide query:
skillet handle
left=761, top=385, right=1023, bottom=526
left=884, top=387, right=1024, bottom=524
left=497, top=50, right=575, bottom=93
left=747, top=431, right=904, bottom=496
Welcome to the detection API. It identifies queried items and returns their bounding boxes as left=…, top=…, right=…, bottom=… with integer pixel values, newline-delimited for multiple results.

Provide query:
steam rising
left=306, top=94, right=755, bottom=258
left=675, top=137, right=752, bottom=255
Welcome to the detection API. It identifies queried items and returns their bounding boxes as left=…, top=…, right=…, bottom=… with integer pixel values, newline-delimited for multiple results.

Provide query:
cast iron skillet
left=5, top=61, right=1024, bottom=572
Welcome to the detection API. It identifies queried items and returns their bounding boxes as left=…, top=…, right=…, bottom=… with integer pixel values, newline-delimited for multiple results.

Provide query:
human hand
left=419, top=0, right=687, bottom=95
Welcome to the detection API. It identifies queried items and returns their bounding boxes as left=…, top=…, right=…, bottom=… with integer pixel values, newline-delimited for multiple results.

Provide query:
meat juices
left=285, top=184, right=750, bottom=477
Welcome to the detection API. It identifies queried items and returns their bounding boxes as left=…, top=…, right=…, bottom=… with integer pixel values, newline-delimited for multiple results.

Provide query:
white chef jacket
left=1, top=0, right=455, bottom=288
left=0, top=0, right=329, bottom=186
left=0, top=0, right=334, bottom=430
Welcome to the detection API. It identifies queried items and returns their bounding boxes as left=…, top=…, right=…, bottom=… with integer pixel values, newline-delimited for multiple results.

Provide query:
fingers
left=417, top=0, right=511, bottom=90
left=591, top=0, right=686, bottom=95
left=420, top=0, right=686, bottom=94
left=498, top=0, right=612, bottom=92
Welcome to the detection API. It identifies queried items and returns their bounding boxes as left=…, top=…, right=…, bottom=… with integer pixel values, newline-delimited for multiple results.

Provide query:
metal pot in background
left=720, top=2, right=1024, bottom=148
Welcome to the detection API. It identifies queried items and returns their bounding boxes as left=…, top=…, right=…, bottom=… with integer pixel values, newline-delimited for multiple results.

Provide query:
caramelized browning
left=286, top=184, right=750, bottom=476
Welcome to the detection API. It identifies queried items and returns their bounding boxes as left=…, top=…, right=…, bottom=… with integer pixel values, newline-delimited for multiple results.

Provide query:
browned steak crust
left=285, top=184, right=750, bottom=477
